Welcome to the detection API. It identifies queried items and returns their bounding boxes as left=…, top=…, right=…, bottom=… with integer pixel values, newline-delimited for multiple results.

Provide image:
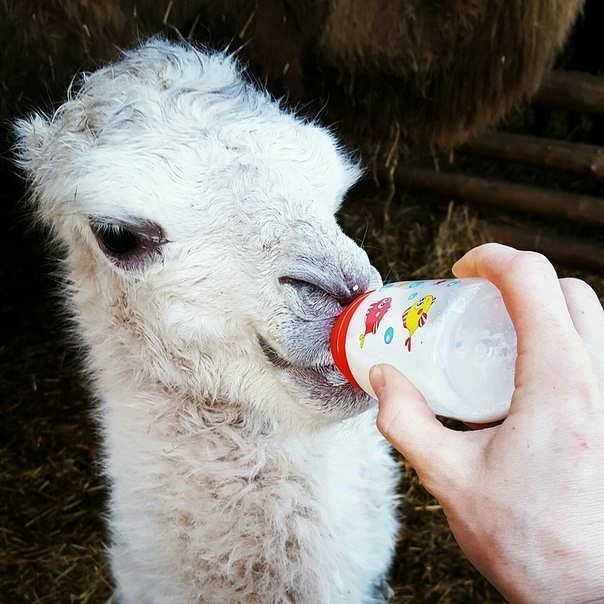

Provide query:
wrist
left=474, top=525, right=604, bottom=603
left=448, top=503, right=604, bottom=604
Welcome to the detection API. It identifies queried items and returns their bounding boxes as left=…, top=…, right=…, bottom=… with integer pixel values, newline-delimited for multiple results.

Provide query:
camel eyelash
left=88, top=217, right=166, bottom=270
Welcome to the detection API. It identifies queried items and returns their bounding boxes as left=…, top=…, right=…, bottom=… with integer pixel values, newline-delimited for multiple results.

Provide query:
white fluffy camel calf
left=15, top=39, right=399, bottom=603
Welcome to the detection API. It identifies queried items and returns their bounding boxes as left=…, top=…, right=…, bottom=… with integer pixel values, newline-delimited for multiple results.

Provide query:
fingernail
left=369, top=364, right=386, bottom=396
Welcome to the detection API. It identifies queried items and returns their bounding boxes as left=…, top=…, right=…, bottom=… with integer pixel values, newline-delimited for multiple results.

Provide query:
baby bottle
left=330, top=278, right=517, bottom=423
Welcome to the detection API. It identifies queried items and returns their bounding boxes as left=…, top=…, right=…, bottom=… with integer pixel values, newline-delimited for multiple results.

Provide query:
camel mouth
left=258, top=336, right=292, bottom=369
left=258, top=335, right=338, bottom=373
left=257, top=334, right=370, bottom=416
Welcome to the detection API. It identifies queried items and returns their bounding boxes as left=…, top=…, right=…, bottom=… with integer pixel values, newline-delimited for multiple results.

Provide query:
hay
left=0, top=195, right=110, bottom=601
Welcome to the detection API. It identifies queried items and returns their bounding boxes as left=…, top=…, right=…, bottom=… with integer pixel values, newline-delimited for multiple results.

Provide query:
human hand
left=371, top=243, right=604, bottom=603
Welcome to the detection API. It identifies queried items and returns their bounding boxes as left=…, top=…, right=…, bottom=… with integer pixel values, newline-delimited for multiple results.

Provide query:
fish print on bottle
left=359, top=297, right=392, bottom=348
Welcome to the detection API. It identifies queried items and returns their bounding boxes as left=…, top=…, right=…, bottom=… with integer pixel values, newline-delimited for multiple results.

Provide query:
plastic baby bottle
left=330, top=278, right=517, bottom=423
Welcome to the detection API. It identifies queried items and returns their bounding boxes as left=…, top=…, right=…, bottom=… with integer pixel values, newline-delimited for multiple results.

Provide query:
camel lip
left=257, top=334, right=371, bottom=417
left=258, top=335, right=291, bottom=369
left=257, top=335, right=336, bottom=372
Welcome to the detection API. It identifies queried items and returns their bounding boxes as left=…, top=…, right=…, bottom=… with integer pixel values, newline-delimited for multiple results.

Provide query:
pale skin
left=370, top=243, right=604, bottom=603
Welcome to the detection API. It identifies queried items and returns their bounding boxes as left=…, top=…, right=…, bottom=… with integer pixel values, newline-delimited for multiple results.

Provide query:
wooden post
left=482, top=222, right=604, bottom=273
left=534, top=71, right=604, bottom=115
left=392, top=166, right=604, bottom=227
left=463, top=132, right=604, bottom=178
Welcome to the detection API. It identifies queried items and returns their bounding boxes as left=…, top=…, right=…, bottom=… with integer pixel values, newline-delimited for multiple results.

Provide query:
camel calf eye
left=89, top=219, right=165, bottom=270
left=96, top=224, right=139, bottom=255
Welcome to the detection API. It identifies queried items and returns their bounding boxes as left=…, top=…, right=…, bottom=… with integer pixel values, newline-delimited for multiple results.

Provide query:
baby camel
left=15, top=39, right=399, bottom=603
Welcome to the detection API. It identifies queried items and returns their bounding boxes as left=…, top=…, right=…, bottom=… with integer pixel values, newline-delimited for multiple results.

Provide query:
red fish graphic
left=359, top=297, right=392, bottom=348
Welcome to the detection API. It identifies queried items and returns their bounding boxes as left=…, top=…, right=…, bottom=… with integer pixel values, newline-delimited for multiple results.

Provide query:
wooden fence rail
left=392, top=166, right=604, bottom=228
left=535, top=71, right=604, bottom=115
left=482, top=222, right=604, bottom=273
left=386, top=69, right=604, bottom=273
left=463, top=132, right=604, bottom=178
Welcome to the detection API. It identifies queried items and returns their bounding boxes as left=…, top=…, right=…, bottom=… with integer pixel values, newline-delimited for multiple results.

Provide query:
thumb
left=370, top=364, right=470, bottom=491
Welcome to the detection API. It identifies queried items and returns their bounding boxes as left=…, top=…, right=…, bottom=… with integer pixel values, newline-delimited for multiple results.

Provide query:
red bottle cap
left=330, top=290, right=373, bottom=391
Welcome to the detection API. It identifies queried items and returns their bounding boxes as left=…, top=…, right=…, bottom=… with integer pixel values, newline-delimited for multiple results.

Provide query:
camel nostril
left=279, top=275, right=365, bottom=309
left=279, top=277, right=332, bottom=300
left=343, top=274, right=370, bottom=303
left=336, top=286, right=362, bottom=307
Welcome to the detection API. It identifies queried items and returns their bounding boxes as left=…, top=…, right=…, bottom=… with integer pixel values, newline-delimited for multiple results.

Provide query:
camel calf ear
left=13, top=113, right=52, bottom=179
left=12, top=113, right=65, bottom=229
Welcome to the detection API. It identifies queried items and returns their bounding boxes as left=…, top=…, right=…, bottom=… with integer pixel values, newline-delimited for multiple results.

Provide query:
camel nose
left=279, top=252, right=379, bottom=308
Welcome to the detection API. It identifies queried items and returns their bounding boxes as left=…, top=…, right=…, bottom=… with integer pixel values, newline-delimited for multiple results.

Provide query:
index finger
left=452, top=244, right=584, bottom=372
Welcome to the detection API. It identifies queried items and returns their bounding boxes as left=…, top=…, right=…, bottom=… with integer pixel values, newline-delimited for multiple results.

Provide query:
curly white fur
left=14, top=39, right=400, bottom=603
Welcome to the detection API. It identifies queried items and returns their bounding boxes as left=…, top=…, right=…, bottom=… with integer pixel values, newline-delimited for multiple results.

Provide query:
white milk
left=331, top=278, right=517, bottom=423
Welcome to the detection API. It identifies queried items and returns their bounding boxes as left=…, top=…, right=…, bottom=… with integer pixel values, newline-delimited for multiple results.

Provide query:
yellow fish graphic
left=402, top=295, right=436, bottom=351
